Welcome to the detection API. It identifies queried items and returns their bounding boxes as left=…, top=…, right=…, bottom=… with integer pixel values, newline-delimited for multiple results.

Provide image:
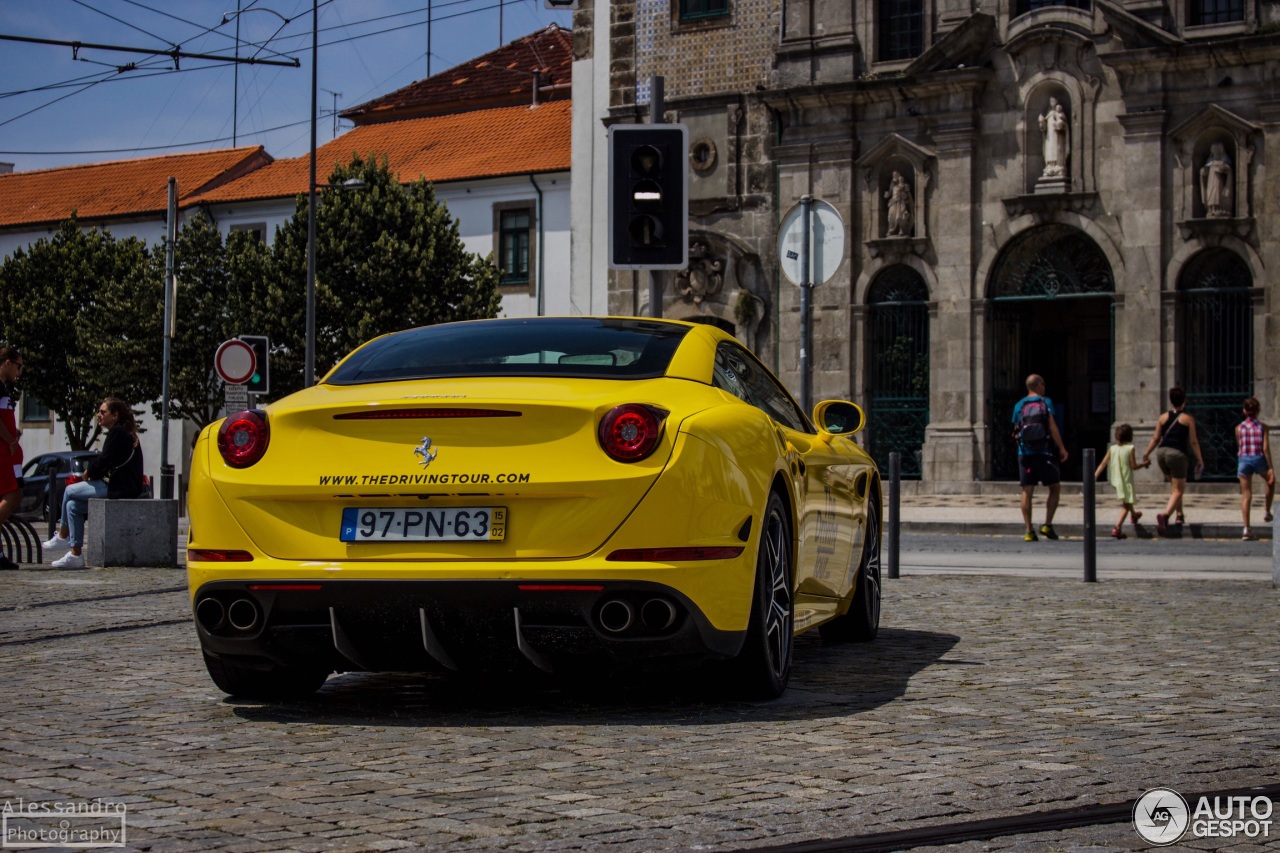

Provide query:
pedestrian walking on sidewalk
left=1095, top=423, right=1149, bottom=539
left=1235, top=396, right=1274, bottom=541
left=1012, top=374, right=1069, bottom=542
left=1141, top=385, right=1204, bottom=536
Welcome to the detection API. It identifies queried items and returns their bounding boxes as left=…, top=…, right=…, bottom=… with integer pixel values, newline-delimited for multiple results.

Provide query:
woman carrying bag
left=44, top=398, right=145, bottom=569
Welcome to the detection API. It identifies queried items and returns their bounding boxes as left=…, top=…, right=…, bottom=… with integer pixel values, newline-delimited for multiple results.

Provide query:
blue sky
left=0, top=0, right=572, bottom=172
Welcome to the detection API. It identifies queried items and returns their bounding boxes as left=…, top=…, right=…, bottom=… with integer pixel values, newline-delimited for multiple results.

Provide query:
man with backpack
left=1012, top=374, right=1070, bottom=541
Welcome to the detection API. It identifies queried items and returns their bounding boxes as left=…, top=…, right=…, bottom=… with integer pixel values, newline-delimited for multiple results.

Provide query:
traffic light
left=608, top=124, right=689, bottom=270
left=239, top=335, right=270, bottom=394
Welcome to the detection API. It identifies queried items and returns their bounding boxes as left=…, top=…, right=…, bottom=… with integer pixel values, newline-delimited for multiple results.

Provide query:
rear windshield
left=326, top=318, right=692, bottom=384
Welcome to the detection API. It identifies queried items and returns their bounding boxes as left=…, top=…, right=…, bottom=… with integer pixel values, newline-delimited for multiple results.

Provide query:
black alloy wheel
left=734, top=491, right=794, bottom=698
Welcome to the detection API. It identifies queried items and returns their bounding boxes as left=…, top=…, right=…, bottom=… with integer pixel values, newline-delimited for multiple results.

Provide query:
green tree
left=159, top=214, right=273, bottom=427
left=268, top=155, right=502, bottom=395
left=0, top=218, right=162, bottom=449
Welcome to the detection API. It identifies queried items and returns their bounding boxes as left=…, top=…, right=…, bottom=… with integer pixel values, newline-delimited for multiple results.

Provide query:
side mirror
left=813, top=401, right=865, bottom=436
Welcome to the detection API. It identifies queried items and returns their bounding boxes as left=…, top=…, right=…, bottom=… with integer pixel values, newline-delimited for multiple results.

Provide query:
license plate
left=340, top=507, right=507, bottom=542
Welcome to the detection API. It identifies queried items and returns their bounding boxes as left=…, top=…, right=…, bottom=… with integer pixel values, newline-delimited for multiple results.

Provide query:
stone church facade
left=569, top=0, right=1278, bottom=487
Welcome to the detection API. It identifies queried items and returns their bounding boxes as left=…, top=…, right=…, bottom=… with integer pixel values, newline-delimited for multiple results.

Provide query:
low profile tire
left=731, top=491, right=794, bottom=699
left=202, top=652, right=329, bottom=700
left=819, top=491, right=882, bottom=644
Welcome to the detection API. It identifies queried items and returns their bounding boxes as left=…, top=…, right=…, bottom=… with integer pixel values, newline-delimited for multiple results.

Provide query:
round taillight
left=599, top=404, right=665, bottom=462
left=217, top=410, right=270, bottom=468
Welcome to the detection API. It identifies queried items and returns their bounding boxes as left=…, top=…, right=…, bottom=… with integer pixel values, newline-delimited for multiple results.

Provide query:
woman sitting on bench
left=44, top=398, right=146, bottom=569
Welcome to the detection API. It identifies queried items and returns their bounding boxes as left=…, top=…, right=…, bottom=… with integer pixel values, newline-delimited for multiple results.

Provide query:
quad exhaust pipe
left=195, top=597, right=226, bottom=631
left=597, top=597, right=678, bottom=635
left=640, top=597, right=677, bottom=631
left=226, top=598, right=261, bottom=632
left=196, top=596, right=261, bottom=633
left=598, top=599, right=634, bottom=633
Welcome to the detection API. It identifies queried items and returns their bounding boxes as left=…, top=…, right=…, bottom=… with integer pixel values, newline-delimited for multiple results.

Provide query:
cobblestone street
left=2, top=567, right=1277, bottom=852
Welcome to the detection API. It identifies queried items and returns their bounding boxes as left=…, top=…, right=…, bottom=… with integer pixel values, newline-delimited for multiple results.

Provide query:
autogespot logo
left=1133, top=788, right=1190, bottom=845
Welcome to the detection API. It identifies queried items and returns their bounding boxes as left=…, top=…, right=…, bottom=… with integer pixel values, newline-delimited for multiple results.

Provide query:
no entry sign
left=214, top=339, right=257, bottom=385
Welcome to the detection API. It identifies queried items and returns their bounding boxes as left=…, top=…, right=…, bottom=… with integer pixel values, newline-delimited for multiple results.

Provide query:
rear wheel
left=732, top=491, right=793, bottom=699
left=202, top=652, right=329, bottom=700
left=819, top=492, right=882, bottom=643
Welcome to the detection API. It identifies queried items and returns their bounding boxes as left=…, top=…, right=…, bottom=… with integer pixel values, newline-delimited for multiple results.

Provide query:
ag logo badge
left=1133, top=788, right=1190, bottom=845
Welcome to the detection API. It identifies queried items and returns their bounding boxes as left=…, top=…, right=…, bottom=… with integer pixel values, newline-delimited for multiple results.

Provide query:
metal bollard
left=1082, top=447, right=1096, bottom=583
left=1272, top=506, right=1279, bottom=589
left=888, top=451, right=900, bottom=580
left=48, top=470, right=67, bottom=540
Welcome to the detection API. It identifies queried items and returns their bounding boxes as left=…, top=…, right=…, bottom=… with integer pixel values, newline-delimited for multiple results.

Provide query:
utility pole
left=232, top=0, right=241, bottom=146
left=161, top=178, right=177, bottom=501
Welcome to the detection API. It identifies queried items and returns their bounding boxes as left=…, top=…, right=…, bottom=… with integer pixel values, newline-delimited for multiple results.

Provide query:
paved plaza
left=2, top=554, right=1277, bottom=852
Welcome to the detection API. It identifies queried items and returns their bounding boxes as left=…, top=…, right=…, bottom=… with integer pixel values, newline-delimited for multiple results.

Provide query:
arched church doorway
left=866, top=266, right=930, bottom=479
left=988, top=224, right=1114, bottom=481
left=1177, top=248, right=1254, bottom=480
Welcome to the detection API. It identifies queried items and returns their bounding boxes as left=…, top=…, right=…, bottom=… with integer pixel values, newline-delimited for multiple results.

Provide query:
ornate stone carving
left=675, top=241, right=725, bottom=306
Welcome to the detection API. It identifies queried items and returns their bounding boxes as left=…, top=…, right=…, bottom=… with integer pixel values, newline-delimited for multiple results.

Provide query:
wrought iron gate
left=1179, top=249, right=1254, bottom=481
left=866, top=267, right=929, bottom=479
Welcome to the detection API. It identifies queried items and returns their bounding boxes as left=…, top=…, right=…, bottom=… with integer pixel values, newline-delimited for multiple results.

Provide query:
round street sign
left=215, top=339, right=257, bottom=385
left=777, top=198, right=846, bottom=286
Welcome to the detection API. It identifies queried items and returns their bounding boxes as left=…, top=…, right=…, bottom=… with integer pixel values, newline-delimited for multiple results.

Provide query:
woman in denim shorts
left=1236, top=396, right=1274, bottom=540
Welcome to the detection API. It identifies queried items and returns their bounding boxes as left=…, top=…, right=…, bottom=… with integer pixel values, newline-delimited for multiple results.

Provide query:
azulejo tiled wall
left=632, top=0, right=778, bottom=105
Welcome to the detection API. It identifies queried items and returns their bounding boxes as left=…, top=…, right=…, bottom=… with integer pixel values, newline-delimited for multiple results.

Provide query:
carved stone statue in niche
left=1038, top=97, right=1070, bottom=179
left=885, top=171, right=914, bottom=237
left=1199, top=142, right=1233, bottom=218
left=675, top=241, right=724, bottom=306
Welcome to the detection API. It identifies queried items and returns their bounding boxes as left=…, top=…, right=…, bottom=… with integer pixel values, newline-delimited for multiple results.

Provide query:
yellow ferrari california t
left=187, top=317, right=882, bottom=700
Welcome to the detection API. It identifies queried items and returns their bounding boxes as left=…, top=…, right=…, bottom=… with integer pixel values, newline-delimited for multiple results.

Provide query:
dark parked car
left=18, top=451, right=99, bottom=521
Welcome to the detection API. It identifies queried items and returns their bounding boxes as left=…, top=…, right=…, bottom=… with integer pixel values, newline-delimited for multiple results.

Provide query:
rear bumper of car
left=192, top=578, right=747, bottom=675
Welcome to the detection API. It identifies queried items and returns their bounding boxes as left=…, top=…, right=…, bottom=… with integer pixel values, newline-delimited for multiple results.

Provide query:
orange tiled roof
left=0, top=147, right=272, bottom=230
left=342, top=24, right=572, bottom=123
left=186, top=100, right=571, bottom=206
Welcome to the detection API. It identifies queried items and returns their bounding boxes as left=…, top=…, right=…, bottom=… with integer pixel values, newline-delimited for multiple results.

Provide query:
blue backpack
left=1017, top=397, right=1051, bottom=454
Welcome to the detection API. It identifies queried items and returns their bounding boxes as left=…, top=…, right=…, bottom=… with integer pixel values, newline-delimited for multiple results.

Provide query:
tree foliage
left=267, top=155, right=502, bottom=395
left=0, top=218, right=162, bottom=449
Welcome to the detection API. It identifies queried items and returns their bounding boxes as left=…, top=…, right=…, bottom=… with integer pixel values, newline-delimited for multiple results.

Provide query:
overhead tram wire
left=70, top=0, right=173, bottom=45
left=0, top=75, right=135, bottom=129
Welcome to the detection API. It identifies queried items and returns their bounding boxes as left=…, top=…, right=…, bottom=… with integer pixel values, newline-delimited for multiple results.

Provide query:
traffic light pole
left=648, top=75, right=664, bottom=318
